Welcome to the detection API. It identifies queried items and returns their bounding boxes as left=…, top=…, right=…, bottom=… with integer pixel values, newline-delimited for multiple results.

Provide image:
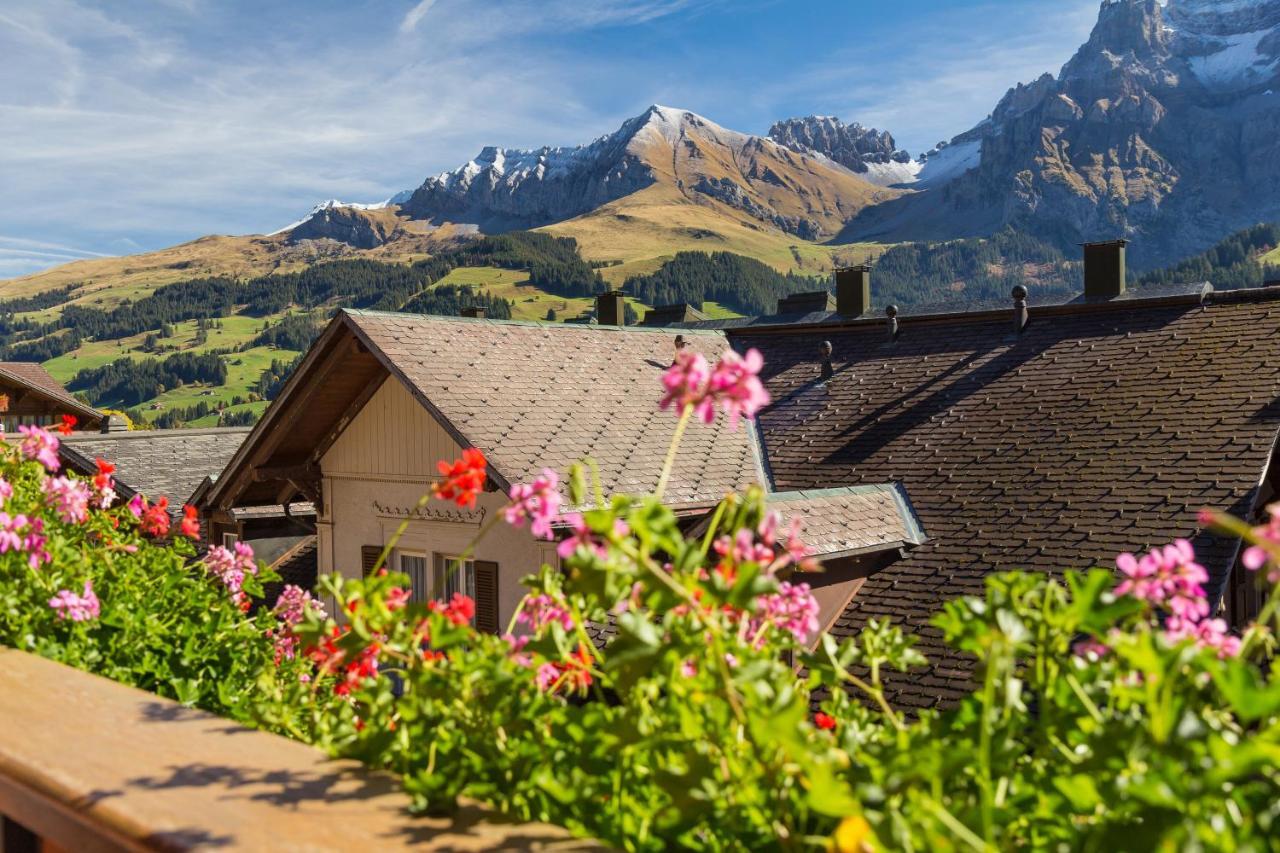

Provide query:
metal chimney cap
left=885, top=305, right=899, bottom=318
left=1012, top=284, right=1028, bottom=301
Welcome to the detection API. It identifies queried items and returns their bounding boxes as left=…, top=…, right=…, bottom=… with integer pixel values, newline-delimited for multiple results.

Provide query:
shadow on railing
left=0, top=648, right=600, bottom=851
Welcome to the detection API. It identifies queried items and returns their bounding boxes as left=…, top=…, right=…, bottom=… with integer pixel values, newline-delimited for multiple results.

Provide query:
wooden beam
left=252, top=463, right=320, bottom=484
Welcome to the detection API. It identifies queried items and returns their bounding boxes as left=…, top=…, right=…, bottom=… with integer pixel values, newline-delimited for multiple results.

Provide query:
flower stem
left=654, top=404, right=693, bottom=501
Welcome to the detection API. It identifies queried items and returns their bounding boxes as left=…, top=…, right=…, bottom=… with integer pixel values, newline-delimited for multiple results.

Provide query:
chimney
left=100, top=414, right=128, bottom=433
left=885, top=305, right=899, bottom=341
left=596, top=290, right=626, bottom=326
left=1012, top=285, right=1029, bottom=334
left=460, top=306, right=486, bottom=319
left=1082, top=240, right=1127, bottom=301
left=835, top=265, right=872, bottom=317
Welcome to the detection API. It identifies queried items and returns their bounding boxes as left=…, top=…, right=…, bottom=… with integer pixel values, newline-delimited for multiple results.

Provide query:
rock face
left=842, top=0, right=1280, bottom=267
left=398, top=105, right=896, bottom=240
left=767, top=116, right=914, bottom=184
left=287, top=202, right=396, bottom=249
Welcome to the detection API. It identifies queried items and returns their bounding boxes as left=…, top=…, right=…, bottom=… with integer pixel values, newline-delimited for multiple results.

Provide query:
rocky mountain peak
left=767, top=115, right=912, bottom=175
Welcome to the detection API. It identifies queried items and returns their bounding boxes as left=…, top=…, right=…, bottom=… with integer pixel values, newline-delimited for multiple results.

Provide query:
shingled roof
left=61, top=427, right=251, bottom=506
left=205, top=312, right=769, bottom=512
left=766, top=485, right=926, bottom=561
left=732, top=286, right=1280, bottom=710
left=0, top=362, right=101, bottom=423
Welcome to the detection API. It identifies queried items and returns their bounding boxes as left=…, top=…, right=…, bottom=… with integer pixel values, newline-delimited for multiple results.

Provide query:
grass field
left=1261, top=246, right=1280, bottom=268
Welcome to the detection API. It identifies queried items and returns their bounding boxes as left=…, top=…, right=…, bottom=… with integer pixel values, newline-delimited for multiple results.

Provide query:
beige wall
left=318, top=377, right=553, bottom=628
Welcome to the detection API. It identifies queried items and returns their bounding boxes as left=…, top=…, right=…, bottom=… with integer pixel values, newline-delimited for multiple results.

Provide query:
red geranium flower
left=57, top=414, right=77, bottom=436
left=814, top=712, right=837, bottom=731
left=180, top=505, right=200, bottom=539
left=432, top=448, right=487, bottom=509
left=140, top=496, right=171, bottom=537
left=429, top=592, right=476, bottom=626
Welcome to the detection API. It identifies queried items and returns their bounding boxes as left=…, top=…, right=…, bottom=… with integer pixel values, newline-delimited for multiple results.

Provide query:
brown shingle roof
left=61, top=427, right=251, bottom=506
left=343, top=312, right=763, bottom=506
left=0, top=362, right=101, bottom=422
left=733, top=286, right=1280, bottom=709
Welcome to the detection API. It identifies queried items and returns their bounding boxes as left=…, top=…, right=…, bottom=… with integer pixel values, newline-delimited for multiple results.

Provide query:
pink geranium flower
left=0, top=512, right=50, bottom=570
left=49, top=580, right=100, bottom=622
left=0, top=478, right=12, bottom=504
left=503, top=469, right=562, bottom=540
left=1241, top=503, right=1280, bottom=583
left=659, top=347, right=771, bottom=430
left=557, top=513, right=629, bottom=560
left=517, top=593, right=575, bottom=634
left=748, top=581, right=821, bottom=647
left=18, top=425, right=60, bottom=472
left=41, top=476, right=92, bottom=524
left=660, top=349, right=713, bottom=421
left=266, top=585, right=325, bottom=664
left=707, top=348, right=770, bottom=429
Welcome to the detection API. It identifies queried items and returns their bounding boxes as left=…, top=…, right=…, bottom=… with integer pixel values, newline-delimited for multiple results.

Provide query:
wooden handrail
left=0, top=649, right=600, bottom=851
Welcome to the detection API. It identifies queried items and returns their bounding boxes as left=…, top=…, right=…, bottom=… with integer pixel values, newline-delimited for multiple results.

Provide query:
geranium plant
left=0, top=425, right=297, bottom=716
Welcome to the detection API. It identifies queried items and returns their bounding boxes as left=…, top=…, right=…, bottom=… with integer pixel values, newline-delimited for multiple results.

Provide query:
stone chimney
left=835, top=265, right=871, bottom=317
left=460, top=306, right=486, bottom=319
left=596, top=290, right=626, bottom=326
left=1083, top=240, right=1127, bottom=301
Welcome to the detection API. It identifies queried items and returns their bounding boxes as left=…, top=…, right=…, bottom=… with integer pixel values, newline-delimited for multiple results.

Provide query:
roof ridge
left=340, top=309, right=730, bottom=337
left=62, top=427, right=254, bottom=440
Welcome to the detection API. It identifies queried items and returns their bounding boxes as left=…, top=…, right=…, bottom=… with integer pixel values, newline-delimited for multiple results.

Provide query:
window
left=433, top=553, right=475, bottom=602
left=399, top=552, right=430, bottom=603
left=222, top=532, right=240, bottom=549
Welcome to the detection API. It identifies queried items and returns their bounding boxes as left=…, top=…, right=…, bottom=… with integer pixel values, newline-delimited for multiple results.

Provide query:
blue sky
left=0, top=0, right=1102, bottom=278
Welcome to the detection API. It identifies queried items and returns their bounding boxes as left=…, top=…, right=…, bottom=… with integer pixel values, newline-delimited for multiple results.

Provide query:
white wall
left=318, top=377, right=554, bottom=628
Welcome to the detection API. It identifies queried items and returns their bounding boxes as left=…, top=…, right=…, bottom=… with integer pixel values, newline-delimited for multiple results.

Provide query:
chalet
left=199, top=312, right=925, bottom=633
left=0, top=363, right=102, bottom=433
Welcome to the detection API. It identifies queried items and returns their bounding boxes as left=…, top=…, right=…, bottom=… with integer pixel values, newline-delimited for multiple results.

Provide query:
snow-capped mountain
left=286, top=105, right=900, bottom=245
left=841, top=0, right=1280, bottom=264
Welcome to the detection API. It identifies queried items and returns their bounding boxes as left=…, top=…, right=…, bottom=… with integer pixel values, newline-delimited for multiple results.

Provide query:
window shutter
left=473, top=560, right=500, bottom=634
left=361, top=546, right=384, bottom=578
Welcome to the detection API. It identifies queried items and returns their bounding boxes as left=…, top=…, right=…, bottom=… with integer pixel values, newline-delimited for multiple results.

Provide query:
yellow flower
left=831, top=815, right=876, bottom=852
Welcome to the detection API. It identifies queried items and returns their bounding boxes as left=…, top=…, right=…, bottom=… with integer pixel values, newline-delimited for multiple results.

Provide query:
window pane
left=434, top=555, right=474, bottom=602
left=400, top=554, right=429, bottom=603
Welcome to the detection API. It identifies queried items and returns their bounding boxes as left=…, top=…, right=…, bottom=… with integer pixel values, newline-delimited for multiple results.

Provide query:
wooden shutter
left=361, top=546, right=384, bottom=578
left=473, top=561, right=500, bottom=634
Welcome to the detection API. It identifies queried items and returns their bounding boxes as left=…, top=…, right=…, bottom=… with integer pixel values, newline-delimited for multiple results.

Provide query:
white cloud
left=399, top=0, right=437, bottom=34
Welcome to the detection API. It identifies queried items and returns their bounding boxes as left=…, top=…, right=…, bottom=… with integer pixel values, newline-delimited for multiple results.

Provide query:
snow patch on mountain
left=1187, top=27, right=1280, bottom=88
left=862, top=159, right=923, bottom=187
left=914, top=139, right=982, bottom=188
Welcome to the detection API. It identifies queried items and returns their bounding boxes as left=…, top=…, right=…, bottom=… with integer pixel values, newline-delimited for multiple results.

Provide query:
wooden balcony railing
left=0, top=648, right=600, bottom=851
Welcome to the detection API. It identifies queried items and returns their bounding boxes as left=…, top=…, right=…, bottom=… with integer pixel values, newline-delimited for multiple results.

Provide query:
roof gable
left=0, top=362, right=101, bottom=423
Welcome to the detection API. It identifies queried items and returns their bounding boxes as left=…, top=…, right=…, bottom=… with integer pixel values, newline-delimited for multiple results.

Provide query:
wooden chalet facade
left=0, top=363, right=102, bottom=433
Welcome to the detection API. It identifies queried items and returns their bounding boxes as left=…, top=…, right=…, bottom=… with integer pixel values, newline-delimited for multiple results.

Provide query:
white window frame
left=398, top=550, right=431, bottom=604
left=222, top=532, right=240, bottom=549
left=433, top=553, right=476, bottom=603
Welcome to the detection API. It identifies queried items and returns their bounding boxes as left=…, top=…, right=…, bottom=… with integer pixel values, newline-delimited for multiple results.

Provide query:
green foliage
left=253, top=469, right=1280, bottom=851
left=400, top=283, right=514, bottom=319
left=249, top=312, right=324, bottom=351
left=624, top=250, right=821, bottom=315
left=0, top=445, right=289, bottom=719
left=1136, top=222, right=1280, bottom=291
